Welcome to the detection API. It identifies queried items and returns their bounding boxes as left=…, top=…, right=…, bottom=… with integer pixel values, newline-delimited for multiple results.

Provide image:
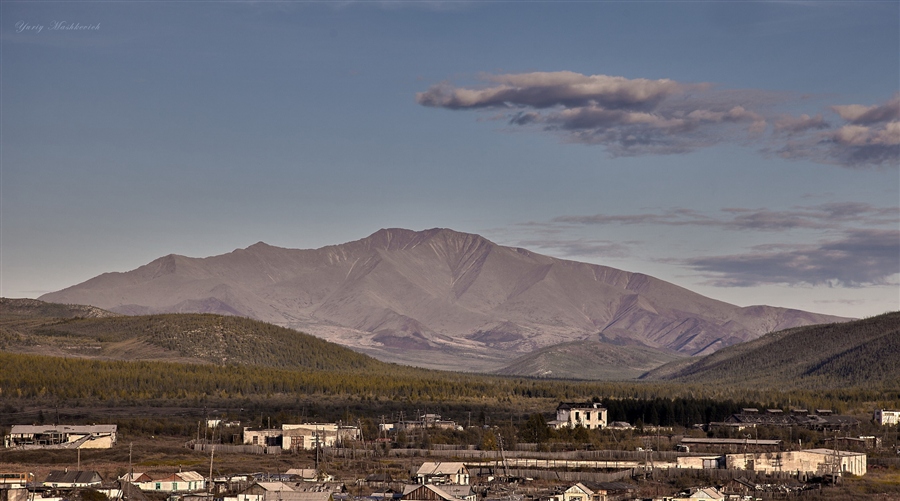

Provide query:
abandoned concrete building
left=4, top=425, right=117, bottom=449
left=549, top=402, right=608, bottom=430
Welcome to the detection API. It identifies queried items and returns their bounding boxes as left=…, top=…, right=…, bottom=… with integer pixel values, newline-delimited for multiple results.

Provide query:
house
left=119, top=473, right=152, bottom=483
left=285, top=469, right=319, bottom=482
left=43, top=471, right=102, bottom=489
left=549, top=402, right=607, bottom=430
left=673, top=487, right=724, bottom=501
left=211, top=475, right=253, bottom=494
left=364, top=474, right=394, bottom=489
left=551, top=483, right=607, bottom=501
left=236, top=482, right=294, bottom=501
left=436, top=485, right=475, bottom=501
left=235, top=482, right=333, bottom=501
left=5, top=425, right=117, bottom=449
left=874, top=409, right=900, bottom=426
left=415, top=463, right=469, bottom=485
left=402, top=484, right=471, bottom=501
left=132, top=471, right=206, bottom=492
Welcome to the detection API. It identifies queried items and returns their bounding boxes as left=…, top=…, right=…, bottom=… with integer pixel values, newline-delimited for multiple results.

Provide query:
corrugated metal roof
left=681, top=438, right=781, bottom=445
left=44, top=471, right=102, bottom=485
left=11, top=424, right=116, bottom=434
left=415, top=462, right=467, bottom=476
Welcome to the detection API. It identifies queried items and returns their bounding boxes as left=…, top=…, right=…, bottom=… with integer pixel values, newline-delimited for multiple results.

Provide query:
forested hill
left=0, top=298, right=384, bottom=371
left=643, top=311, right=900, bottom=390
left=1, top=297, right=119, bottom=319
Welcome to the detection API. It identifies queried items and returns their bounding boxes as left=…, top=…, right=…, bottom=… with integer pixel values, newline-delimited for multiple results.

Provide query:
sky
left=1, top=1, right=898, bottom=319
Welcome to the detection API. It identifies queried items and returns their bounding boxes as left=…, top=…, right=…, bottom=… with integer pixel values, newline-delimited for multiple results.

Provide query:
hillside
left=495, top=340, right=685, bottom=380
left=0, top=298, right=384, bottom=371
left=0, top=297, right=119, bottom=319
left=642, top=312, right=900, bottom=389
left=38, top=228, right=849, bottom=374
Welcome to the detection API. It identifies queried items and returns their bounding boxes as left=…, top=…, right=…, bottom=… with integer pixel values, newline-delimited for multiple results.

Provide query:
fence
left=185, top=441, right=277, bottom=455
left=468, top=466, right=634, bottom=483
left=870, top=457, right=900, bottom=468
left=327, top=447, right=678, bottom=463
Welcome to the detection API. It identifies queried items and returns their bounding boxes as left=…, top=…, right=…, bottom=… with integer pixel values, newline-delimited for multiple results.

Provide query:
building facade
left=550, top=403, right=607, bottom=430
left=874, top=409, right=900, bottom=426
left=415, top=463, right=469, bottom=486
left=131, top=471, right=206, bottom=493
left=243, top=424, right=361, bottom=451
left=677, top=449, right=866, bottom=477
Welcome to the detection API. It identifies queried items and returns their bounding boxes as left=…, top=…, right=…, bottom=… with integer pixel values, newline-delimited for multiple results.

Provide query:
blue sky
left=2, top=1, right=898, bottom=318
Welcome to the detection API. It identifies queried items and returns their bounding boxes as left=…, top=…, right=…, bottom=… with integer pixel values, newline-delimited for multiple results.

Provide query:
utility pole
left=315, top=431, right=320, bottom=474
left=129, top=442, right=133, bottom=481
left=496, top=432, right=510, bottom=479
left=208, top=447, right=215, bottom=496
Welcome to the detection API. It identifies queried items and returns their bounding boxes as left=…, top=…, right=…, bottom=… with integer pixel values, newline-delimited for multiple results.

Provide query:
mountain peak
left=360, top=227, right=494, bottom=252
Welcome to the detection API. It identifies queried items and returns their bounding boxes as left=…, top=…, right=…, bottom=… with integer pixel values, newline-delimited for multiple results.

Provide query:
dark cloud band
left=417, top=71, right=899, bottom=168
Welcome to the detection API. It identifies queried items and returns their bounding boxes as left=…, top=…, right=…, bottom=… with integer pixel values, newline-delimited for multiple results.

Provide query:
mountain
left=641, top=312, right=900, bottom=389
left=39, top=228, right=849, bottom=374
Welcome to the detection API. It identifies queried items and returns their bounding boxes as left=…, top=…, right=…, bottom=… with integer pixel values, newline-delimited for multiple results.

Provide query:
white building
left=5, top=425, right=117, bottom=449
left=549, top=402, right=607, bottom=430
left=677, top=449, right=867, bottom=477
left=874, top=409, right=900, bottom=426
left=415, top=462, right=470, bottom=485
left=243, top=424, right=360, bottom=451
left=402, top=484, right=475, bottom=501
left=548, top=483, right=608, bottom=501
left=673, top=487, right=725, bottom=501
left=282, top=423, right=360, bottom=450
left=131, top=471, right=206, bottom=493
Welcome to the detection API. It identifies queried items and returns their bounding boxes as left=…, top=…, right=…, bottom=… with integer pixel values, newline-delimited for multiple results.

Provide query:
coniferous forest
left=1, top=299, right=898, bottom=432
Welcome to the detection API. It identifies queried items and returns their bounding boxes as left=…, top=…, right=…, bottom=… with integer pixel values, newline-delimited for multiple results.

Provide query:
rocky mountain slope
left=39, top=228, right=849, bottom=373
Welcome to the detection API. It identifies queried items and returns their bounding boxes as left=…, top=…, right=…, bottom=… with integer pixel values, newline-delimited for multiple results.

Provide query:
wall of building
left=724, top=450, right=866, bottom=477
left=875, top=410, right=900, bottom=426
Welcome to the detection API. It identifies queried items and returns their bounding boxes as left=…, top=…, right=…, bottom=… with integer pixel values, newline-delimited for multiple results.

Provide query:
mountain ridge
left=39, top=227, right=850, bottom=374
left=641, top=311, right=900, bottom=389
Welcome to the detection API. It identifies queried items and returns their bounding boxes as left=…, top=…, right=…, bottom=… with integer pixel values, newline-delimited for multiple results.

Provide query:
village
left=2, top=404, right=899, bottom=501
